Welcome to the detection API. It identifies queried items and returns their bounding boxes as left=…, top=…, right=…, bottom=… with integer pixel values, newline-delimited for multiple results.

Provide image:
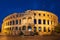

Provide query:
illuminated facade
left=2, top=10, right=58, bottom=35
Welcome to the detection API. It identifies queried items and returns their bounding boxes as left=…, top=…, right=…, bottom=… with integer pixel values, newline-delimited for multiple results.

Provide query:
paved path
left=0, top=35, right=60, bottom=40
left=0, top=36, right=7, bottom=40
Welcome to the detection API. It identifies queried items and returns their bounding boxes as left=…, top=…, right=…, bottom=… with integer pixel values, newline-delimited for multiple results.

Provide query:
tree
left=54, top=23, right=60, bottom=33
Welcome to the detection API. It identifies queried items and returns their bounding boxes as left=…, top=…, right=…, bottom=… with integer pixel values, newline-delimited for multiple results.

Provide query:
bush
left=54, top=23, right=60, bottom=33
left=34, top=32, right=39, bottom=35
left=19, top=31, right=24, bottom=36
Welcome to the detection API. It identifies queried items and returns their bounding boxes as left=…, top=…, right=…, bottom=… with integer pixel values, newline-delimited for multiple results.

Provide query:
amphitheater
left=2, top=10, right=58, bottom=35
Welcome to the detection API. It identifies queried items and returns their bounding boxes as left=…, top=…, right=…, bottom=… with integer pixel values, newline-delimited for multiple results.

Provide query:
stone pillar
left=42, top=19, right=43, bottom=32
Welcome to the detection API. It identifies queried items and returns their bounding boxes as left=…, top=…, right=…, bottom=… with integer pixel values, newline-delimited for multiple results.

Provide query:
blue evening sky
left=0, top=0, right=60, bottom=27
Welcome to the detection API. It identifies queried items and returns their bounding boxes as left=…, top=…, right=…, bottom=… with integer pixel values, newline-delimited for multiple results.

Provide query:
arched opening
left=28, top=17, right=32, bottom=19
left=19, top=19, right=21, bottom=24
left=23, top=17, right=26, bottom=19
left=15, top=27, right=18, bottom=30
left=10, top=27, right=11, bottom=30
left=34, top=19, right=37, bottom=24
left=12, top=20, right=15, bottom=25
left=19, top=27, right=21, bottom=30
left=28, top=26, right=32, bottom=31
left=22, top=17, right=27, bottom=24
left=34, top=27, right=38, bottom=35
left=48, top=27, right=50, bottom=32
left=34, top=27, right=37, bottom=32
left=16, top=20, right=18, bottom=24
left=38, top=27, right=41, bottom=32
left=22, top=26, right=26, bottom=30
left=28, top=17, right=32, bottom=23
left=44, top=27, right=46, bottom=32
left=43, top=19, right=46, bottom=24
left=38, top=19, right=41, bottom=24
left=10, top=21, right=12, bottom=25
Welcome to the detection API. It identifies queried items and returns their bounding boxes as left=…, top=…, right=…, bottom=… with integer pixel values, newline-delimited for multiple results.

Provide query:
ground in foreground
left=0, top=35, right=60, bottom=40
